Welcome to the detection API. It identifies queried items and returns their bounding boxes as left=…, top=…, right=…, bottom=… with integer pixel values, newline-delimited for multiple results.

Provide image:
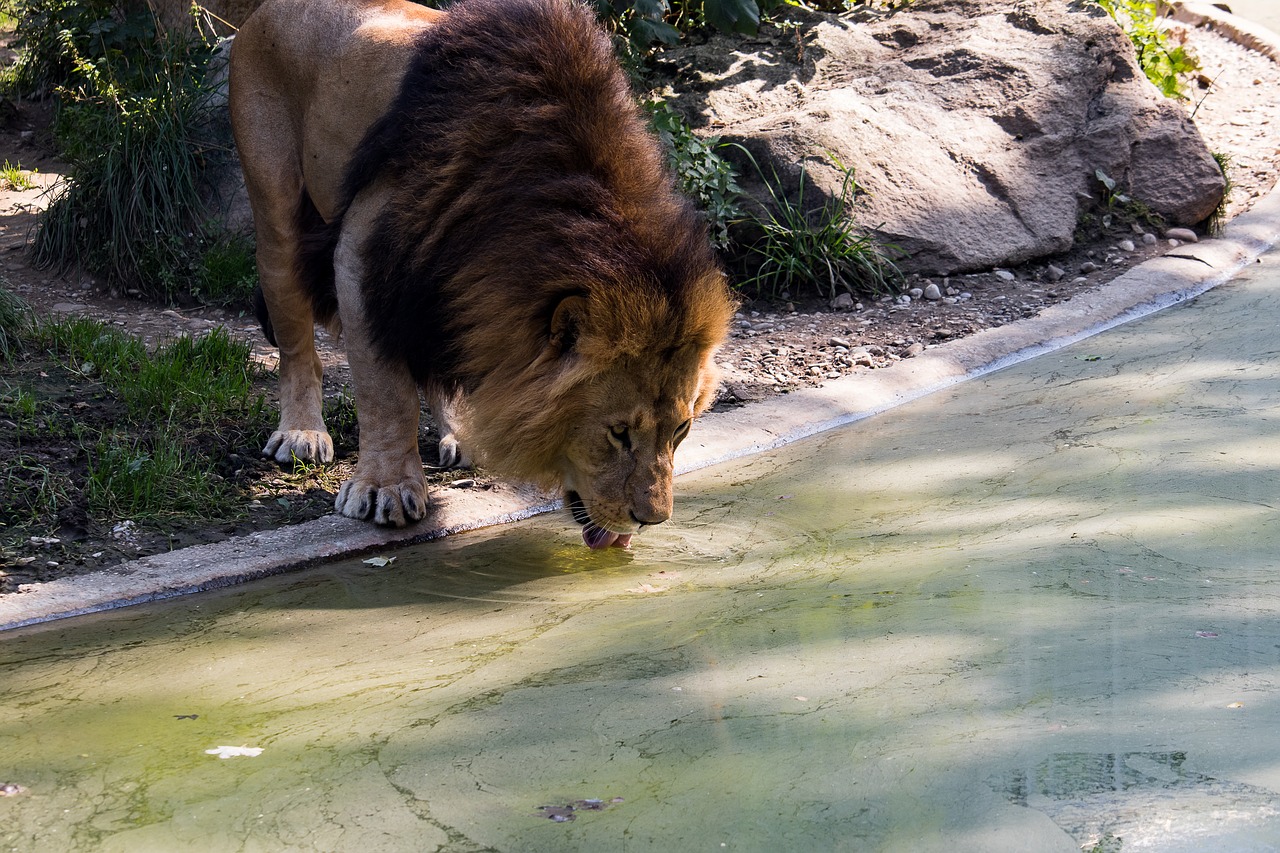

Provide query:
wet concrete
left=3, top=228, right=1280, bottom=849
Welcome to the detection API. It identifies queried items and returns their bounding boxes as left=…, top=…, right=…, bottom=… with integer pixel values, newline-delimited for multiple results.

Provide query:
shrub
left=646, top=101, right=743, bottom=250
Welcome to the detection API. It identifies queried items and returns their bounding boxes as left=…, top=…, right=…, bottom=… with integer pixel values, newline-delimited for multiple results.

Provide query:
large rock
left=662, top=0, right=1227, bottom=274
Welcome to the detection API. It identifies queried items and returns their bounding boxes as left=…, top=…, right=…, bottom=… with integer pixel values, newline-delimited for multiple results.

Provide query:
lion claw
left=437, top=434, right=472, bottom=470
left=263, top=429, right=334, bottom=465
left=335, top=476, right=428, bottom=527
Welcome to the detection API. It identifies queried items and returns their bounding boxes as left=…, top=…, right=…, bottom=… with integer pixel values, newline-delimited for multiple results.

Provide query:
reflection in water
left=3, top=274, right=1280, bottom=851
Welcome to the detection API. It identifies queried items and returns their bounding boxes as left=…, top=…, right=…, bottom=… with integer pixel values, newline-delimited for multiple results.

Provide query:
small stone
left=1142, top=232, right=1158, bottom=245
left=994, top=269, right=1016, bottom=282
left=908, top=287, right=924, bottom=299
left=1165, top=227, right=1199, bottom=243
left=922, top=283, right=942, bottom=300
left=1168, top=238, right=1181, bottom=247
left=904, top=342, right=925, bottom=357
left=1117, top=239, right=1135, bottom=252
left=830, top=292, right=855, bottom=310
left=1046, top=264, right=1065, bottom=282
left=829, top=336, right=850, bottom=348
left=895, top=294, right=912, bottom=305
left=1080, top=261, right=1100, bottom=274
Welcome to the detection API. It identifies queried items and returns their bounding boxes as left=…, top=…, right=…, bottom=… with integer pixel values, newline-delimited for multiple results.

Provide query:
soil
left=2, top=16, right=1279, bottom=593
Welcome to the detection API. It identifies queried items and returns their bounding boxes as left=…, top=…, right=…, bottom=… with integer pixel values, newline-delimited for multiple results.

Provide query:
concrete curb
left=3, top=2, right=1278, bottom=632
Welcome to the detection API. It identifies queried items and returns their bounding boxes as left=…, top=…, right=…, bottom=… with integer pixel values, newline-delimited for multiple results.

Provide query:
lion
left=229, top=0, right=735, bottom=548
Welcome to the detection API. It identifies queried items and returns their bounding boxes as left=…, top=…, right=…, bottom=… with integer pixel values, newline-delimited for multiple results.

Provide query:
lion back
left=309, top=0, right=731, bottom=422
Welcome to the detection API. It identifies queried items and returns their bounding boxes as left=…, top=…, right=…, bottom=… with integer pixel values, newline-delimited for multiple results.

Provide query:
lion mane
left=231, top=0, right=734, bottom=545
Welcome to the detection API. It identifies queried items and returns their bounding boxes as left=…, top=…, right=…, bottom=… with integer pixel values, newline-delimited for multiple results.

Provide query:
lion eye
left=672, top=419, right=691, bottom=448
left=608, top=424, right=631, bottom=450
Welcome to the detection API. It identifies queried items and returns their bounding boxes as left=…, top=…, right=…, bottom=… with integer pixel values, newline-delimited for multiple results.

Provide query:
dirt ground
left=2, top=17, right=1279, bottom=591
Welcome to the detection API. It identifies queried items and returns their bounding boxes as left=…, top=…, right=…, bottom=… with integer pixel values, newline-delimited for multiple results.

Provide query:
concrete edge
left=4, top=1, right=1278, bottom=632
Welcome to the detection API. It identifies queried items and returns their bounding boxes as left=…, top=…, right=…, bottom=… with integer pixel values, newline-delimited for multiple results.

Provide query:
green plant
left=735, top=146, right=901, bottom=300
left=21, top=2, right=221, bottom=299
left=0, top=285, right=29, bottom=360
left=194, top=231, right=258, bottom=305
left=1091, top=168, right=1163, bottom=231
left=1093, top=0, right=1199, bottom=98
left=0, top=160, right=36, bottom=191
left=1207, top=151, right=1233, bottom=235
left=646, top=101, right=744, bottom=250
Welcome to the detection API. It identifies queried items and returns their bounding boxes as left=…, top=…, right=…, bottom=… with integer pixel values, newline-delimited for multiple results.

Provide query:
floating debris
left=205, top=746, right=264, bottom=759
left=534, top=797, right=624, bottom=821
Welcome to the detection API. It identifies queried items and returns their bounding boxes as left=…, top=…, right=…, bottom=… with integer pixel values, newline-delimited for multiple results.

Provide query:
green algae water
left=5, top=264, right=1280, bottom=851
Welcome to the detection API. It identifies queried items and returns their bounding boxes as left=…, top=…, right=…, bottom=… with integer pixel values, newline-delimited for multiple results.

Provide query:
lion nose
left=630, top=508, right=669, bottom=527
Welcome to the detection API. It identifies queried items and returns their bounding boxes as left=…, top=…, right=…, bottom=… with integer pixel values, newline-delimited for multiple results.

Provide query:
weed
left=0, top=285, right=29, bottom=360
left=324, top=388, right=360, bottom=452
left=1207, top=151, right=1233, bottom=235
left=0, top=454, right=75, bottom=532
left=194, top=231, right=258, bottom=306
left=734, top=146, right=901, bottom=301
left=1092, top=0, right=1199, bottom=99
left=1086, top=168, right=1164, bottom=234
left=0, top=160, right=36, bottom=191
left=646, top=101, right=744, bottom=250
left=84, top=425, right=231, bottom=519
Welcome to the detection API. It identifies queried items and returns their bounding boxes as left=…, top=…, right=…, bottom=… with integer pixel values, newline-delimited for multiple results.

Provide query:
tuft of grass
left=0, top=285, right=30, bottom=360
left=194, top=231, right=259, bottom=306
left=1207, top=151, right=1233, bottom=235
left=734, top=146, right=901, bottom=301
left=0, top=160, right=37, bottom=191
left=23, top=4, right=220, bottom=299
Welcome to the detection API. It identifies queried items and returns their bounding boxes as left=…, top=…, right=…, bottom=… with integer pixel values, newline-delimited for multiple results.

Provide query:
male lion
left=229, top=0, right=735, bottom=548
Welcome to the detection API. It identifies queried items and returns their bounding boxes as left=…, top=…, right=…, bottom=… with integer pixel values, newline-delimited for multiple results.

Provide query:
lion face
left=556, top=349, right=721, bottom=550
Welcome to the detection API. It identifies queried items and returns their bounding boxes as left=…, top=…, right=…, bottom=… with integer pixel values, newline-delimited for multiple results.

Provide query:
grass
left=734, top=146, right=901, bottom=301
left=0, top=160, right=36, bottom=191
left=0, top=287, right=277, bottom=552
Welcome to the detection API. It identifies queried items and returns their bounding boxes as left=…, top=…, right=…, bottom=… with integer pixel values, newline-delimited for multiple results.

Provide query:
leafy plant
left=647, top=101, right=744, bottom=249
left=735, top=146, right=901, bottom=300
left=1092, top=0, right=1199, bottom=98
left=194, top=231, right=259, bottom=305
left=0, top=160, right=36, bottom=191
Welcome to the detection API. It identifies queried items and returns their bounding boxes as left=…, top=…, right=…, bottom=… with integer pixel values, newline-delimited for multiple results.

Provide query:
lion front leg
left=333, top=345, right=427, bottom=526
left=331, top=194, right=428, bottom=527
left=256, top=239, right=335, bottom=467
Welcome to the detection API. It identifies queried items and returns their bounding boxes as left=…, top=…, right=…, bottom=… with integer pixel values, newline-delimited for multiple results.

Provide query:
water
left=5, top=269, right=1280, bottom=849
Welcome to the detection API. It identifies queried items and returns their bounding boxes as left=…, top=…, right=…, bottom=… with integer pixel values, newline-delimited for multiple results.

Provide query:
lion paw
left=335, top=471, right=429, bottom=527
left=437, top=434, right=472, bottom=469
left=263, top=429, right=334, bottom=465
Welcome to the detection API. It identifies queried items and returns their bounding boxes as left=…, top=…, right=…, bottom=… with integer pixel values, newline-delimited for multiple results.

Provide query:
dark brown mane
left=304, top=0, right=726, bottom=394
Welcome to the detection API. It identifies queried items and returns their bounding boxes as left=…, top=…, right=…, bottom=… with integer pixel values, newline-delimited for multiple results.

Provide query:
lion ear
left=549, top=295, right=588, bottom=354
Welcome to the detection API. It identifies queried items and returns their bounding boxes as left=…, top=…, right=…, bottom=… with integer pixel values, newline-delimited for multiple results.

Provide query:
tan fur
left=229, top=0, right=734, bottom=537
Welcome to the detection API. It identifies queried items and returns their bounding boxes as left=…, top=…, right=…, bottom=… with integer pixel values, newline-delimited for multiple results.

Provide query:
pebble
left=1117, top=239, right=1135, bottom=252
left=923, top=283, right=942, bottom=300
left=908, top=287, right=924, bottom=299
left=830, top=292, right=855, bottom=310
left=1142, top=232, right=1158, bottom=245
left=904, top=342, right=925, bottom=357
left=1165, top=227, right=1199, bottom=243
left=1046, top=264, right=1065, bottom=282
left=829, top=336, right=850, bottom=348
left=994, top=269, right=1016, bottom=282
left=1080, top=261, right=1100, bottom=274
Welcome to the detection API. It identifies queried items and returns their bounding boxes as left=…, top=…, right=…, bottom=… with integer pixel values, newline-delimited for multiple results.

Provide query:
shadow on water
left=3, top=275, right=1280, bottom=849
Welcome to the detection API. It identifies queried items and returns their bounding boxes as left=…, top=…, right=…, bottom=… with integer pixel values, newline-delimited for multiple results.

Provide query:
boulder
left=661, top=0, right=1226, bottom=274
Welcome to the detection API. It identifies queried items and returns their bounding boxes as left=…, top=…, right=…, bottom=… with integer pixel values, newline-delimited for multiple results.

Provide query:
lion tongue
left=583, top=527, right=632, bottom=550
